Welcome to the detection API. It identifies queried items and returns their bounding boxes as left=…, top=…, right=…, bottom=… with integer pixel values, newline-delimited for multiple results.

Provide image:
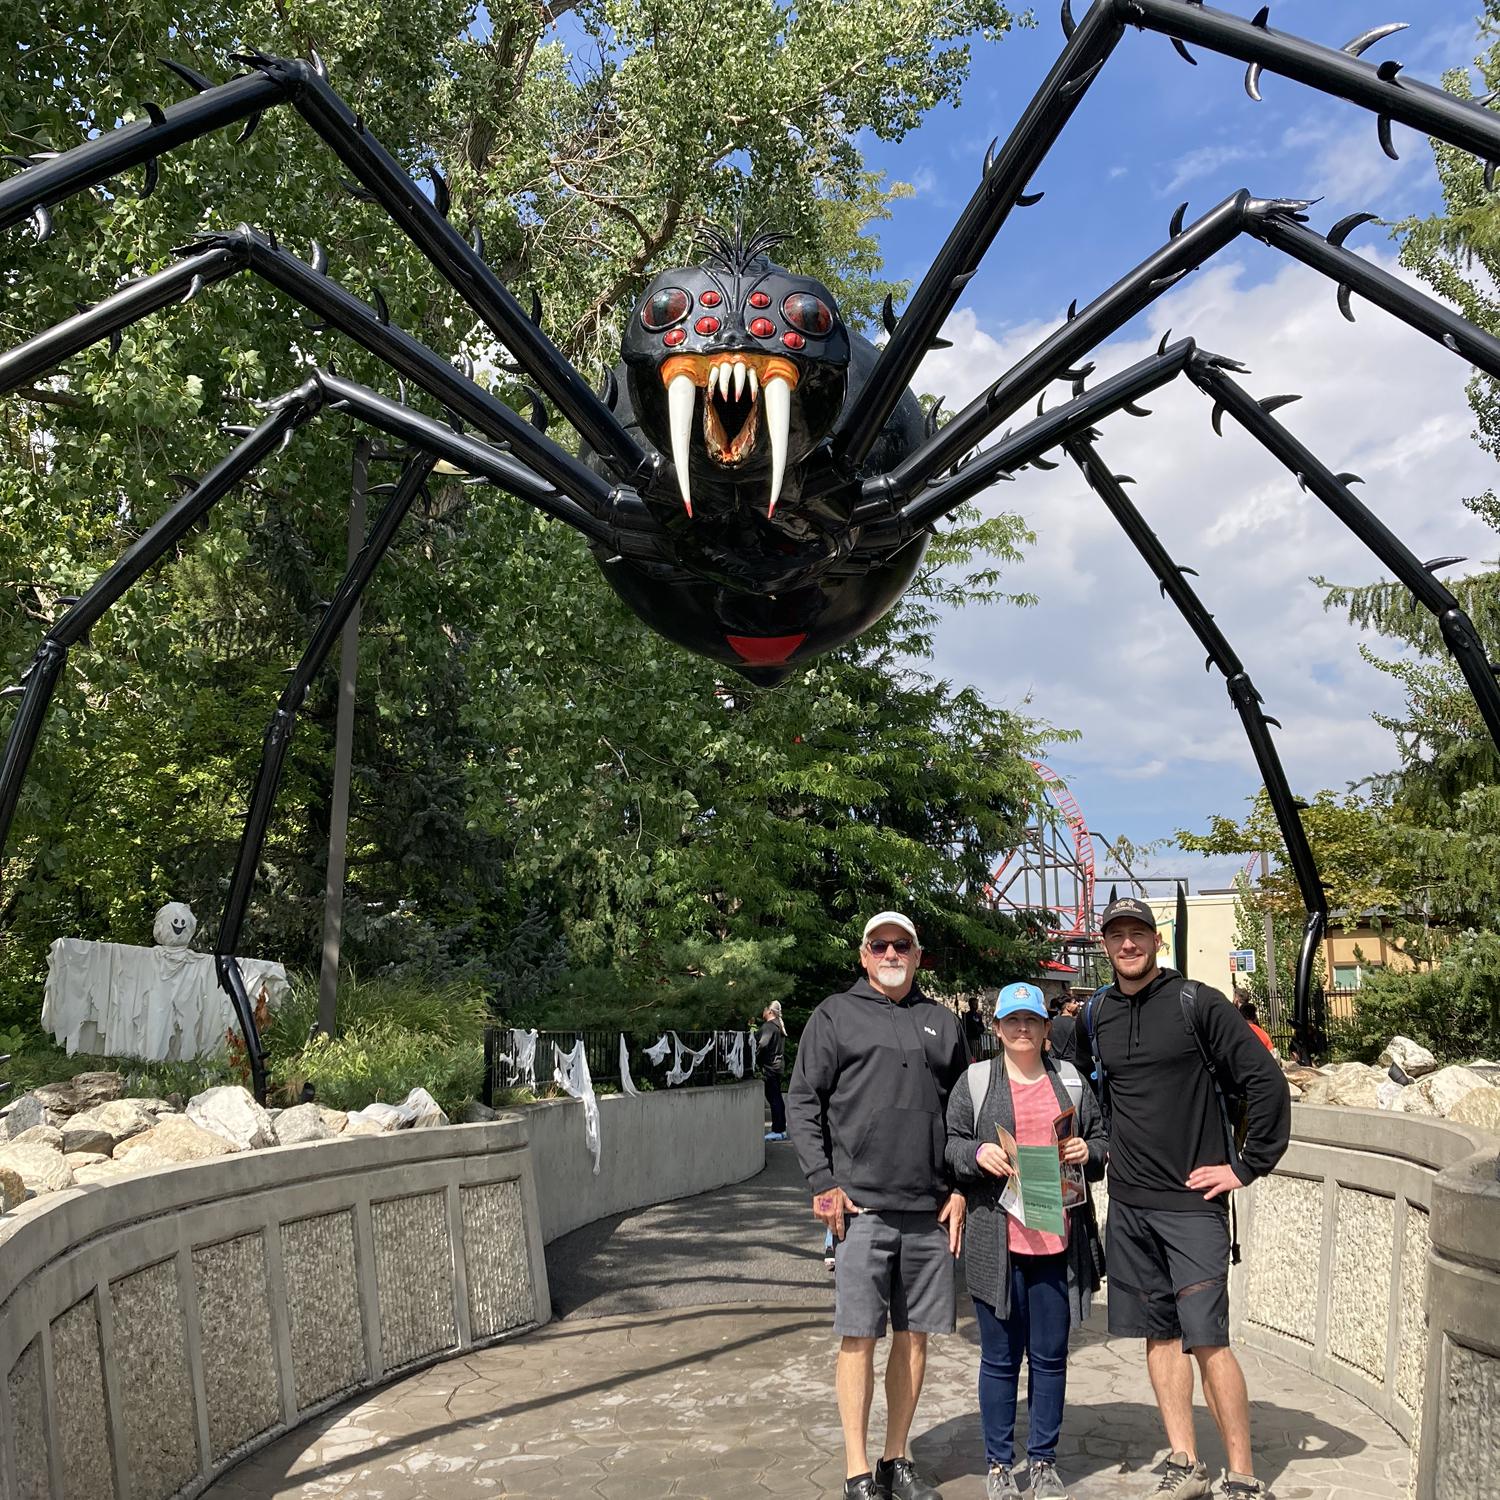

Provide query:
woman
left=756, top=1000, right=788, bottom=1140
left=945, top=981, right=1107, bottom=1500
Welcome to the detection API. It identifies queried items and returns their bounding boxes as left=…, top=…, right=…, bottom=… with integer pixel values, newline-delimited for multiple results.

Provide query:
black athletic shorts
left=1105, top=1200, right=1231, bottom=1350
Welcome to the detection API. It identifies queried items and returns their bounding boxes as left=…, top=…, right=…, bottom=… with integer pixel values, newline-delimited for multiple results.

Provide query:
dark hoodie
left=787, top=977, right=969, bottom=1211
left=1092, top=967, right=1290, bottom=1212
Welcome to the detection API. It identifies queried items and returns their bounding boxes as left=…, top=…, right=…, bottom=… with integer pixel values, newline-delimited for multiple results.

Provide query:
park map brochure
left=994, top=1123, right=1067, bottom=1237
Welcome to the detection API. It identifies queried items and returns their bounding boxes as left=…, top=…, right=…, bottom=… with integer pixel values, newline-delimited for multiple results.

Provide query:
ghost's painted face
left=152, top=901, right=198, bottom=948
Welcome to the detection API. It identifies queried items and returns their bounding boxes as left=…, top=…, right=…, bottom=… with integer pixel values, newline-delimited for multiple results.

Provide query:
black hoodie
left=1092, top=967, right=1290, bottom=1212
left=787, top=977, right=969, bottom=1211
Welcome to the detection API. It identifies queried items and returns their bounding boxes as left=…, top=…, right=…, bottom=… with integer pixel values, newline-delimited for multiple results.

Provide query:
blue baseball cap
left=995, top=982, right=1049, bottom=1021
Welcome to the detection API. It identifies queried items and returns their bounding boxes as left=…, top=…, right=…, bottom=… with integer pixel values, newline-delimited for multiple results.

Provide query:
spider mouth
left=661, top=353, right=799, bottom=519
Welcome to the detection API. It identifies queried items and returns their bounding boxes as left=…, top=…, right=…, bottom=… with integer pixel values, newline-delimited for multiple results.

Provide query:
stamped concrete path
left=207, top=1144, right=1408, bottom=1500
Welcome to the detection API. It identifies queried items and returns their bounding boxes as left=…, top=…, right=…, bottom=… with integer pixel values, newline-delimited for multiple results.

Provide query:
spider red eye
left=748, top=290, right=771, bottom=309
left=749, top=317, right=775, bottom=338
left=781, top=293, right=832, bottom=336
left=663, top=328, right=686, bottom=347
left=699, top=289, right=721, bottom=307
left=782, top=330, right=806, bottom=351
left=641, top=287, right=691, bottom=330
left=695, top=315, right=720, bottom=334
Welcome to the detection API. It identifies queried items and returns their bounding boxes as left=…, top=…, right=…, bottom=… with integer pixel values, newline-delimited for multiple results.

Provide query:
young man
left=787, top=912, right=969, bottom=1500
left=1089, top=896, right=1290, bottom=1500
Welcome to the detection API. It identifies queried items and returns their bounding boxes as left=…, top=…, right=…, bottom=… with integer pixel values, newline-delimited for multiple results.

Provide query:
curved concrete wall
left=1232, top=1104, right=1499, bottom=1499
left=0, top=1080, right=763, bottom=1500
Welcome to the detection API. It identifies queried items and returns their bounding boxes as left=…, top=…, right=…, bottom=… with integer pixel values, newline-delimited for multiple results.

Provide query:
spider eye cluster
left=637, top=282, right=838, bottom=354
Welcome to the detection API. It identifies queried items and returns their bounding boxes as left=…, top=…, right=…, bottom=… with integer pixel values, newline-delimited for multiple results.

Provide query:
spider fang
left=660, top=353, right=799, bottom=518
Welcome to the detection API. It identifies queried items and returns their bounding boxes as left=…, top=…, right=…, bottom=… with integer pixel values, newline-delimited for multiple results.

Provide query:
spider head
left=621, top=224, right=849, bottom=519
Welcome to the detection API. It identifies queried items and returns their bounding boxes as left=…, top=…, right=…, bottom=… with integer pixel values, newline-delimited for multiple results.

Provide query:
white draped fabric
left=41, top=938, right=288, bottom=1061
left=505, top=1028, right=539, bottom=1090
left=553, top=1037, right=601, bottom=1174
left=619, top=1033, right=640, bottom=1097
left=643, top=1033, right=671, bottom=1065
left=719, top=1029, right=746, bottom=1079
left=665, top=1031, right=715, bottom=1086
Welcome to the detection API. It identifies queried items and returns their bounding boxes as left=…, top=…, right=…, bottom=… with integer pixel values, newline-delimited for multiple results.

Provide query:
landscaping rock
left=317, top=1106, right=348, bottom=1135
left=69, top=1071, right=126, bottom=1110
left=59, top=1118, right=119, bottom=1157
left=0, top=1165, right=25, bottom=1211
left=114, top=1116, right=232, bottom=1166
left=1414, top=1065, right=1498, bottom=1118
left=1285, top=1080, right=1303, bottom=1101
left=342, top=1119, right=388, bottom=1138
left=32, top=1081, right=84, bottom=1118
left=462, top=1100, right=498, bottom=1123
left=273, top=1103, right=333, bottom=1146
left=1377, top=1078, right=1408, bottom=1111
left=186, top=1085, right=276, bottom=1152
left=64, top=1151, right=109, bottom=1169
left=73, top=1160, right=137, bottom=1185
left=131, top=1097, right=181, bottom=1118
left=1379, top=1037, right=1437, bottom=1078
left=9, top=1125, right=64, bottom=1150
left=2, top=1093, right=58, bottom=1140
left=0, top=1142, right=75, bottom=1194
left=68, top=1100, right=156, bottom=1151
left=1449, top=1087, right=1500, bottom=1132
left=1324, top=1064, right=1386, bottom=1109
left=1389, top=1086, right=1441, bottom=1117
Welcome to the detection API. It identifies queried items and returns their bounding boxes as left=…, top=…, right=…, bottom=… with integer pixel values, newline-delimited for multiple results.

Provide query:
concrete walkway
left=207, top=1144, right=1409, bottom=1500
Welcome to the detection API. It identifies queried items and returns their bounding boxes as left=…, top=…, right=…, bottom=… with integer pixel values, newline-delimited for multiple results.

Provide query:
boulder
left=1379, top=1037, right=1438, bottom=1078
left=1389, top=1086, right=1441, bottom=1117
left=317, top=1106, right=348, bottom=1135
left=1377, top=1078, right=1408, bottom=1111
left=0, top=1165, right=25, bottom=1211
left=32, top=1081, right=83, bottom=1118
left=64, top=1151, right=109, bottom=1169
left=67, top=1100, right=155, bottom=1152
left=462, top=1100, right=498, bottom=1123
left=1414, top=1065, right=1498, bottom=1118
left=73, top=1159, right=138, bottom=1185
left=69, top=1071, right=126, bottom=1110
left=1448, top=1087, right=1500, bottom=1132
left=1324, top=1064, right=1386, bottom=1109
left=131, top=1097, right=181, bottom=1118
left=186, top=1086, right=276, bottom=1152
left=272, top=1103, right=333, bottom=1146
left=59, top=1118, right=119, bottom=1157
left=2, top=1093, right=59, bottom=1140
left=342, top=1119, right=388, bottom=1139
left=114, top=1116, right=232, bottom=1166
left=401, top=1087, right=449, bottom=1129
left=9, top=1125, right=64, bottom=1151
left=0, top=1142, right=75, bottom=1194
left=1285, top=1080, right=1303, bottom=1101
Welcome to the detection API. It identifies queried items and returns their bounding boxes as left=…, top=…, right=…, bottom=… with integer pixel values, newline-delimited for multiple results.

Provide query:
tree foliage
left=1, top=0, right=1047, bottom=1039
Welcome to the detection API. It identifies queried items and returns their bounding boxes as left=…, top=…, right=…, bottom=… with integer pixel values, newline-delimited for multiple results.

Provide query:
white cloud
left=915, top=247, right=1497, bottom=869
left=1160, top=144, right=1264, bottom=197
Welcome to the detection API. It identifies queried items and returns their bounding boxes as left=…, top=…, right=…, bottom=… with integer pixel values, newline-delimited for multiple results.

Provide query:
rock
left=0, top=1142, right=75, bottom=1194
left=0, top=1165, right=25, bottom=1211
left=9, top=1125, right=64, bottom=1150
left=1377, top=1078, right=1408, bottom=1111
left=2, top=1094, right=59, bottom=1140
left=73, top=1159, right=138, bottom=1185
left=1414, top=1065, right=1498, bottom=1118
left=59, top=1119, right=119, bottom=1157
left=131, top=1097, right=180, bottom=1118
left=114, top=1116, right=232, bottom=1166
left=32, top=1081, right=83, bottom=1118
left=1463, top=1063, right=1500, bottom=1087
left=1282, top=1063, right=1324, bottom=1088
left=1324, top=1064, right=1386, bottom=1109
left=1285, top=1080, right=1304, bottom=1101
left=1448, top=1087, right=1500, bottom=1132
left=401, top=1087, right=449, bottom=1129
left=186, top=1085, right=276, bottom=1152
left=69, top=1071, right=126, bottom=1110
left=462, top=1100, right=498, bottom=1123
left=342, top=1119, right=388, bottom=1138
left=1389, top=1087, right=1441, bottom=1117
left=67, top=1100, right=156, bottom=1152
left=1379, top=1037, right=1438, bottom=1078
left=272, top=1103, right=333, bottom=1146
left=64, top=1151, right=108, bottom=1168
left=317, top=1106, right=348, bottom=1135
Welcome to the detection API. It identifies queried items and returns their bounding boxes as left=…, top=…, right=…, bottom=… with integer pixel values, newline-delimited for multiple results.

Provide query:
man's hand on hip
left=938, top=1190, right=966, bottom=1255
left=812, top=1188, right=862, bottom=1239
left=1185, top=1163, right=1244, bottom=1200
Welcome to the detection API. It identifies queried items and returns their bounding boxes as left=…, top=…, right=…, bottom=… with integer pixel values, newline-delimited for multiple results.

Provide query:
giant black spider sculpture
left=4, top=0, right=1500, bottom=1101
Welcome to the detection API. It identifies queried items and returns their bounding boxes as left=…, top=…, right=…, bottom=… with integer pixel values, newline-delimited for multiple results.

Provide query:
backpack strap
left=1055, top=1058, right=1084, bottom=1110
left=1179, top=980, right=1246, bottom=1264
left=965, top=1058, right=993, bottom=1121
left=1083, top=986, right=1111, bottom=1114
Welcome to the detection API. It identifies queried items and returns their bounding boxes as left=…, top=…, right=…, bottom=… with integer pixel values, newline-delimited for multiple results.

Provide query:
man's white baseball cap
left=863, top=911, right=918, bottom=943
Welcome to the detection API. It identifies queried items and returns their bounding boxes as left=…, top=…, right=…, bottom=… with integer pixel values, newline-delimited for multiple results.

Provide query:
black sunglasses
left=867, top=938, right=914, bottom=955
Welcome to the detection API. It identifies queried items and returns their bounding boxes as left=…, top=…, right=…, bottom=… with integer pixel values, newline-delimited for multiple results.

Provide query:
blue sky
left=848, top=1, right=1497, bottom=897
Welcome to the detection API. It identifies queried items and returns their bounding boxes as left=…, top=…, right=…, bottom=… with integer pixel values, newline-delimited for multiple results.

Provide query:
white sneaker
left=1148, top=1452, right=1212, bottom=1497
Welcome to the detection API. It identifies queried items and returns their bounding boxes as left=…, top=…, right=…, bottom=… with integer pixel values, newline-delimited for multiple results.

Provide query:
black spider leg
left=887, top=191, right=1304, bottom=498
left=855, top=338, right=1219, bottom=543
left=1248, top=211, right=1500, bottom=379
left=1065, top=436, right=1328, bottom=1054
left=1187, top=364, right=1500, bottom=752
left=830, top=0, right=1129, bottom=467
left=0, top=57, right=652, bottom=486
left=1130, top=0, right=1500, bottom=167
left=216, top=450, right=437, bottom=1100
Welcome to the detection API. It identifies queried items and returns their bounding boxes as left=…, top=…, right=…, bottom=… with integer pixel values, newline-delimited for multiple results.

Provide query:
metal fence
left=482, top=1026, right=749, bottom=1107
left=1255, top=985, right=1363, bottom=1060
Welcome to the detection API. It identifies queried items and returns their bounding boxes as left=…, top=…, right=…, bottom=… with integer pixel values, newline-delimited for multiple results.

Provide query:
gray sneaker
left=985, top=1465, right=1021, bottom=1499
left=1029, top=1460, right=1071, bottom=1499
left=1217, top=1473, right=1269, bottom=1499
left=1149, top=1452, right=1212, bottom=1497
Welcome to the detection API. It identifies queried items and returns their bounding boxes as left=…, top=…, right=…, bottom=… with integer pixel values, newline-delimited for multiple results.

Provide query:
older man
left=787, top=912, right=970, bottom=1500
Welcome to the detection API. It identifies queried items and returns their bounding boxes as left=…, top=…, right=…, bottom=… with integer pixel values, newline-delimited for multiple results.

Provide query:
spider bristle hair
left=695, top=217, right=789, bottom=274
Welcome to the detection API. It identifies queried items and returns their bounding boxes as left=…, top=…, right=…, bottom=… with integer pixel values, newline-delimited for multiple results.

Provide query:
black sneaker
left=844, top=1476, right=881, bottom=1499
left=875, top=1456, right=941, bottom=1500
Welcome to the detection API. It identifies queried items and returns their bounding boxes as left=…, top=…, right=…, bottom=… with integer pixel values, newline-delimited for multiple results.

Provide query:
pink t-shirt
left=1006, top=1074, right=1068, bottom=1257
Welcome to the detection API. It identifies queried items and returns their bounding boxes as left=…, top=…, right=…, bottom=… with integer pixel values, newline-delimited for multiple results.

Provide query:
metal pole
left=317, top=439, right=369, bottom=1037
left=1260, top=850, right=1278, bottom=1016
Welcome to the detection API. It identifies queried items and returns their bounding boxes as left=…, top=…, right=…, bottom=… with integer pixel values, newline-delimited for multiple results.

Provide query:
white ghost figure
left=153, top=901, right=198, bottom=948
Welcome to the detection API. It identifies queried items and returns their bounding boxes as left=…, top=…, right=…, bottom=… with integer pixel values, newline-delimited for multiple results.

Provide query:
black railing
left=481, top=1026, right=753, bottom=1107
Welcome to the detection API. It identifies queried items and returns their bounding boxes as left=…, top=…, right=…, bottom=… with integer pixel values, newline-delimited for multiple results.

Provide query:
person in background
left=1237, top=998, right=1275, bottom=1053
left=758, top=1000, right=789, bottom=1141
left=963, top=996, right=986, bottom=1057
left=945, top=982, right=1107, bottom=1500
left=1046, top=994, right=1095, bottom=1097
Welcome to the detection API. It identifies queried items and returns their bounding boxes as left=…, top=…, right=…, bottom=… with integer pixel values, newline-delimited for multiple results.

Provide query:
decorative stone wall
left=1328, top=1186, right=1394, bottom=1380
left=1244, top=1174, right=1321, bottom=1344
left=0, top=1120, right=547, bottom=1500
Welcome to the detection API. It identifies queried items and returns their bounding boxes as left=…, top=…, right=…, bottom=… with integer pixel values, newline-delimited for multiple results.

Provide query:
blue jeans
left=974, top=1251, right=1070, bottom=1468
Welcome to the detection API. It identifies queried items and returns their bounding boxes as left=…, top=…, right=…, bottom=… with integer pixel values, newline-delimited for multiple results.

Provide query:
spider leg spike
left=1061, top=363, right=1095, bottom=382
left=430, top=165, right=451, bottom=219
left=526, top=388, right=548, bottom=433
left=159, top=57, right=215, bottom=93
left=881, top=294, right=900, bottom=337
left=1031, top=453, right=1059, bottom=470
left=982, top=137, right=999, bottom=178
left=1060, top=61, right=1104, bottom=101
left=1211, top=402, right=1226, bottom=437
left=1066, top=298, right=1078, bottom=321
left=1344, top=22, right=1409, bottom=57
left=309, top=49, right=329, bottom=81
left=371, top=286, right=390, bottom=326
left=1337, top=472, right=1363, bottom=486
left=1169, top=201, right=1188, bottom=238
left=1157, top=329, right=1172, bottom=356
left=1060, top=0, right=1076, bottom=40
left=1123, top=401, right=1152, bottom=417
left=1016, top=188, right=1045, bottom=207
left=31, top=205, right=53, bottom=243
left=1258, top=393, right=1301, bottom=414
left=529, top=289, right=543, bottom=327
left=236, top=112, right=263, bottom=144
left=139, top=156, right=160, bottom=198
left=1245, top=7, right=1272, bottom=102
left=1423, top=555, right=1468, bottom=572
left=1378, top=116, right=1400, bottom=160
left=925, top=397, right=946, bottom=440
left=1328, top=211, right=1378, bottom=247
left=1171, top=38, right=1198, bottom=66
left=309, top=240, right=328, bottom=276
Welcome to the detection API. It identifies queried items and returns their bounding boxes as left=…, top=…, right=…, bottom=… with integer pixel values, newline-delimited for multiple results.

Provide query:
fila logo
left=923, top=1026, right=937, bottom=1036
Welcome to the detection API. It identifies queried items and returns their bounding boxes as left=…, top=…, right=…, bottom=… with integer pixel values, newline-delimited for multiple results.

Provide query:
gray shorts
left=833, top=1209, right=956, bottom=1338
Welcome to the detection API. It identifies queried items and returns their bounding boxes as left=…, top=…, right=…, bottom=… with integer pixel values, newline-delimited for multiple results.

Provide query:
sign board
left=1230, top=948, right=1257, bottom=974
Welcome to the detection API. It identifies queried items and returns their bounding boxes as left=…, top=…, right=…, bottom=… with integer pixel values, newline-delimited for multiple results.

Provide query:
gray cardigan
left=944, top=1054, right=1107, bottom=1326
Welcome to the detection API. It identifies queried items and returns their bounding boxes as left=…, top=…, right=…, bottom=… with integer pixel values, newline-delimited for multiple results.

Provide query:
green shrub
left=265, top=969, right=490, bottom=1054
left=1334, top=929, right=1500, bottom=1064
left=271, top=1021, right=484, bottom=1116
